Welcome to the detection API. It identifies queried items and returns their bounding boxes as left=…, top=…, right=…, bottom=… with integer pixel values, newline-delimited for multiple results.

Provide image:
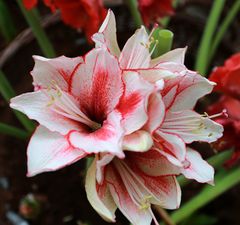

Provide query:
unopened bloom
left=208, top=53, right=240, bottom=166
left=137, top=0, right=174, bottom=26
left=22, top=0, right=106, bottom=42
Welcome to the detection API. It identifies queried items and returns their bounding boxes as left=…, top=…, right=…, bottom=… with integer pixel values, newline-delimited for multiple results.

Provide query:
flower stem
left=178, top=150, right=233, bottom=187
left=166, top=167, right=240, bottom=224
left=0, top=122, right=29, bottom=139
left=0, top=70, right=35, bottom=132
left=0, top=0, right=17, bottom=42
left=124, top=0, right=143, bottom=27
left=16, top=0, right=56, bottom=58
left=194, top=0, right=225, bottom=76
left=209, top=0, right=240, bottom=62
left=151, top=29, right=174, bottom=58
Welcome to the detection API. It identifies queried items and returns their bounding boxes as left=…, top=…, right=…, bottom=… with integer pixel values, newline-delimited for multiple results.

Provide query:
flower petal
left=154, top=130, right=186, bottom=166
left=119, top=26, right=150, bottom=69
left=27, top=126, right=86, bottom=177
left=10, top=91, right=80, bottom=135
left=106, top=164, right=153, bottom=225
left=92, top=9, right=120, bottom=57
left=117, top=71, right=154, bottom=134
left=162, top=70, right=214, bottom=111
left=129, top=149, right=180, bottom=176
left=71, top=48, right=123, bottom=123
left=85, top=158, right=117, bottom=222
left=123, top=130, right=153, bottom=152
left=181, top=148, right=214, bottom=184
left=161, top=110, right=223, bottom=143
left=150, top=47, right=187, bottom=67
left=69, top=111, right=125, bottom=158
left=144, top=93, right=165, bottom=133
left=31, top=55, right=83, bottom=91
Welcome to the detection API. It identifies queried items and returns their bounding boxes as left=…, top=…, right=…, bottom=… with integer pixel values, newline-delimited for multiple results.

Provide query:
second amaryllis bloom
left=10, top=10, right=223, bottom=225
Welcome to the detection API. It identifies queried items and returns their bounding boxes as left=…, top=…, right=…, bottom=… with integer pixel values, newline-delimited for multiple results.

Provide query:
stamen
left=201, top=109, right=228, bottom=119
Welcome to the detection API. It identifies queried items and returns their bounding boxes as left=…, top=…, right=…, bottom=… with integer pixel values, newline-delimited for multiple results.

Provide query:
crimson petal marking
left=27, top=126, right=86, bottom=177
left=31, top=55, right=83, bottom=91
left=154, top=130, right=186, bottom=167
left=117, top=71, right=154, bottom=135
left=92, top=9, right=120, bottom=57
left=10, top=91, right=81, bottom=135
left=181, top=148, right=214, bottom=184
left=106, top=164, right=153, bottom=225
left=69, top=111, right=124, bottom=158
left=162, top=70, right=215, bottom=111
left=85, top=158, right=117, bottom=222
left=71, top=48, right=123, bottom=123
left=128, top=149, right=180, bottom=177
left=119, top=26, right=150, bottom=69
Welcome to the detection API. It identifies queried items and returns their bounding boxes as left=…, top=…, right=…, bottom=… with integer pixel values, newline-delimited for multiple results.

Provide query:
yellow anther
left=139, top=195, right=152, bottom=210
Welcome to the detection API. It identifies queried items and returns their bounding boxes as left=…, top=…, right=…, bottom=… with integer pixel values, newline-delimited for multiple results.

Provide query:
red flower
left=22, top=0, right=107, bottom=42
left=208, top=53, right=240, bottom=166
left=138, top=0, right=174, bottom=26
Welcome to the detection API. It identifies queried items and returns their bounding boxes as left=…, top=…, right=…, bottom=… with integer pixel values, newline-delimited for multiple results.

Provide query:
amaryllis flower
left=137, top=0, right=174, bottom=26
left=10, top=10, right=223, bottom=225
left=22, top=0, right=106, bottom=42
left=208, top=53, right=240, bottom=166
left=10, top=48, right=154, bottom=176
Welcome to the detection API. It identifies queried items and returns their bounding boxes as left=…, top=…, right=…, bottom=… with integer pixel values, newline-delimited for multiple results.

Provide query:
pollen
left=139, top=195, right=152, bottom=210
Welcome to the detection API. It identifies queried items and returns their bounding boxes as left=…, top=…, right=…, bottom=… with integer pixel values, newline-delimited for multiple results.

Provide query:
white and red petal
left=123, top=130, right=153, bottom=152
left=119, top=26, right=150, bottom=69
left=128, top=149, right=180, bottom=177
left=162, top=70, right=215, bottom=111
left=133, top=169, right=181, bottom=209
left=10, top=90, right=81, bottom=135
left=161, top=110, right=223, bottom=143
left=31, top=55, right=82, bottom=91
left=85, top=158, right=117, bottom=222
left=144, top=93, right=165, bottom=133
left=92, top=9, right=120, bottom=57
left=71, top=48, right=123, bottom=123
left=117, top=71, right=154, bottom=135
left=27, top=126, right=86, bottom=177
left=69, top=111, right=125, bottom=158
left=154, top=130, right=186, bottom=166
left=106, top=163, right=153, bottom=225
left=181, top=148, right=214, bottom=184
left=150, top=48, right=187, bottom=67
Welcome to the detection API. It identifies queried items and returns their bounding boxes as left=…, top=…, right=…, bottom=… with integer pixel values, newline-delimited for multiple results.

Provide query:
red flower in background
left=138, top=0, right=174, bottom=26
left=22, top=0, right=107, bottom=42
left=208, top=53, right=240, bottom=166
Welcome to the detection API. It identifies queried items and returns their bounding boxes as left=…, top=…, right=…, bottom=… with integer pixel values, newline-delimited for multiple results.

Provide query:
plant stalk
left=195, top=0, right=225, bottom=76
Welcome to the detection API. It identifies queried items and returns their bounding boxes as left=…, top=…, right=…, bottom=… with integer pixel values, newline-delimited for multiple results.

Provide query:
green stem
left=16, top=0, right=56, bottom=58
left=178, top=150, right=233, bottom=187
left=0, top=0, right=17, bottom=42
left=209, top=0, right=240, bottom=62
left=151, top=29, right=174, bottom=58
left=0, top=70, right=35, bottom=132
left=124, top=0, right=143, bottom=27
left=166, top=167, right=240, bottom=224
left=0, top=122, right=29, bottom=139
left=194, top=0, right=225, bottom=76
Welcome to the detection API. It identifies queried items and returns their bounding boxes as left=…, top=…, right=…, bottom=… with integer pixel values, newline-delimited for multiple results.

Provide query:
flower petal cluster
left=137, top=0, right=174, bottom=26
left=208, top=53, right=240, bottom=166
left=11, top=10, right=223, bottom=225
left=22, top=0, right=106, bottom=41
